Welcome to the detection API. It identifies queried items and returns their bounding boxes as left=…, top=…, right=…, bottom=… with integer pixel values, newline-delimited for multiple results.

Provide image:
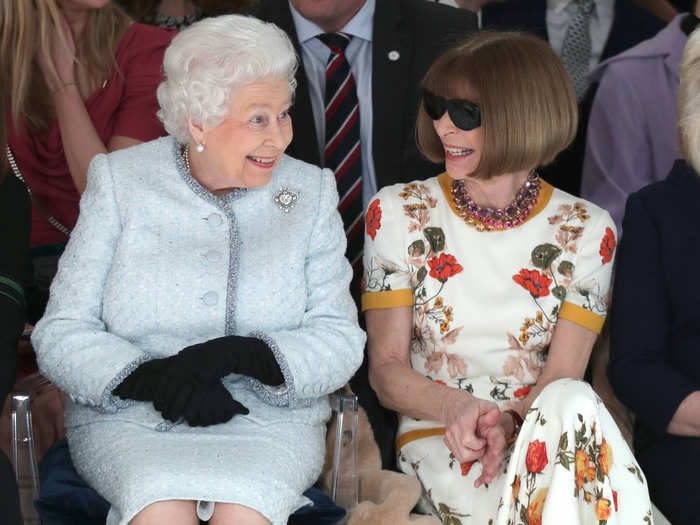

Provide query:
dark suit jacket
left=481, top=0, right=664, bottom=196
left=609, top=159, right=700, bottom=451
left=255, top=0, right=477, bottom=190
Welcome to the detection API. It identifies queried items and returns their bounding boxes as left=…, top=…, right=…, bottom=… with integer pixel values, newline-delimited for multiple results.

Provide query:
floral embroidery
left=527, top=487, right=548, bottom=525
left=600, top=439, right=612, bottom=474
left=512, top=474, right=521, bottom=503
left=514, top=385, right=532, bottom=399
left=526, top=440, right=548, bottom=473
left=548, top=203, right=590, bottom=253
left=513, top=269, right=552, bottom=298
left=366, top=199, right=382, bottom=240
left=436, top=502, right=469, bottom=524
left=460, top=460, right=475, bottom=476
left=596, top=497, right=612, bottom=521
left=428, top=253, right=463, bottom=282
left=599, top=227, right=615, bottom=265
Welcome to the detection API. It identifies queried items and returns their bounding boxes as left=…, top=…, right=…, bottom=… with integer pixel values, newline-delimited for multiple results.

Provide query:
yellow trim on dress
left=559, top=301, right=606, bottom=334
left=437, top=172, right=554, bottom=228
left=361, top=289, right=414, bottom=312
left=396, top=427, right=447, bottom=452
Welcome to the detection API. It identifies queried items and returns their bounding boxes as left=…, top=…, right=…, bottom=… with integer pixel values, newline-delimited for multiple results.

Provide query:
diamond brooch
left=274, top=188, right=299, bottom=213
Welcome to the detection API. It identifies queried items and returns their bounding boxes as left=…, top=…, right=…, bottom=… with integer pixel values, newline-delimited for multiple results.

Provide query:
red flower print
left=427, top=254, right=463, bottom=282
left=513, top=269, right=553, bottom=298
left=599, top=227, right=615, bottom=264
left=460, top=460, right=475, bottom=476
left=613, top=490, right=618, bottom=512
left=526, top=440, right=548, bottom=473
left=514, top=385, right=532, bottom=399
left=435, top=380, right=447, bottom=386
left=366, top=199, right=382, bottom=240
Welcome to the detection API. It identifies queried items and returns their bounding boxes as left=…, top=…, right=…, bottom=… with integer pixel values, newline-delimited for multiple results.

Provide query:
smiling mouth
left=247, top=155, right=277, bottom=168
left=444, top=147, right=474, bottom=157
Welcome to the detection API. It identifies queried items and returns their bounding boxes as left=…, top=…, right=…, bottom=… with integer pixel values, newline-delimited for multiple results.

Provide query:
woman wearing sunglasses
left=361, top=31, right=652, bottom=523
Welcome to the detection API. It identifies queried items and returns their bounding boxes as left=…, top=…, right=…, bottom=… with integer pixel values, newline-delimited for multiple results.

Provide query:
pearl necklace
left=451, top=172, right=541, bottom=232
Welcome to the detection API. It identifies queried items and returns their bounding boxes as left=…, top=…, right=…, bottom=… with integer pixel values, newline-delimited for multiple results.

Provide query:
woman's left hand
left=36, top=8, right=77, bottom=90
left=473, top=411, right=515, bottom=488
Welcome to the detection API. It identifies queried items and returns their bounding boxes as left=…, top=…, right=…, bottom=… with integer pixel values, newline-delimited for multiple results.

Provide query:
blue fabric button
left=207, top=213, right=223, bottom=227
left=205, top=250, right=221, bottom=263
left=202, top=292, right=218, bottom=306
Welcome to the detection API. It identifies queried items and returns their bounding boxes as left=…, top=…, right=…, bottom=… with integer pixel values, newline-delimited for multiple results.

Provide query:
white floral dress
left=361, top=174, right=653, bottom=524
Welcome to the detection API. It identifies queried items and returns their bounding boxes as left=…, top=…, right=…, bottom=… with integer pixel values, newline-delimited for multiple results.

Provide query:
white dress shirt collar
left=289, top=0, right=375, bottom=43
left=547, top=0, right=614, bottom=18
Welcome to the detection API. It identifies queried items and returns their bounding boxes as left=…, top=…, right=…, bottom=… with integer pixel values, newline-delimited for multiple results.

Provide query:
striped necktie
left=318, top=32, right=364, bottom=277
left=561, top=0, right=596, bottom=100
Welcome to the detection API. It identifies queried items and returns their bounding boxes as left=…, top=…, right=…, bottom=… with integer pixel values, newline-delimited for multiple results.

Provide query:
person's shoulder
left=548, top=185, right=612, bottom=226
left=124, top=22, right=177, bottom=47
left=632, top=160, right=700, bottom=211
left=590, top=16, right=684, bottom=82
left=391, top=0, right=476, bottom=32
left=275, top=154, right=326, bottom=181
left=373, top=176, right=442, bottom=206
left=104, top=136, right=174, bottom=173
left=115, top=22, right=176, bottom=64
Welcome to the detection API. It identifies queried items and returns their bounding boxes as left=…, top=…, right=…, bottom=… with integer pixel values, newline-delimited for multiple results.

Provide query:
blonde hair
left=678, top=27, right=700, bottom=173
left=0, top=0, right=130, bottom=152
left=416, top=31, right=578, bottom=179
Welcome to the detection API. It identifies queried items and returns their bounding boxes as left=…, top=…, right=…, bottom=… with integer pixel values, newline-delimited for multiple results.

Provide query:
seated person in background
left=582, top=0, right=699, bottom=232
left=0, top=172, right=30, bottom=525
left=31, top=15, right=364, bottom=525
left=474, top=0, right=665, bottom=197
left=1, top=0, right=174, bottom=319
left=609, top=27, right=700, bottom=525
left=116, top=0, right=257, bottom=30
left=362, top=31, right=652, bottom=523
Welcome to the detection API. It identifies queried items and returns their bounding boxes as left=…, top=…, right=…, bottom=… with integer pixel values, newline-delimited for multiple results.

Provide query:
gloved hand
left=154, top=379, right=249, bottom=426
left=113, top=359, right=249, bottom=426
left=112, top=358, right=170, bottom=402
left=160, top=335, right=284, bottom=389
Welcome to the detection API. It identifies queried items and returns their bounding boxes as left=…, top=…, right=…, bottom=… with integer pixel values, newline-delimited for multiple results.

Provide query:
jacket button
left=205, top=250, right=222, bottom=262
left=202, top=291, right=218, bottom=306
left=207, top=213, right=223, bottom=227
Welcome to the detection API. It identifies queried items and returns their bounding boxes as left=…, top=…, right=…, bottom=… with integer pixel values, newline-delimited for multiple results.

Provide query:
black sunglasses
left=422, top=89, right=481, bottom=131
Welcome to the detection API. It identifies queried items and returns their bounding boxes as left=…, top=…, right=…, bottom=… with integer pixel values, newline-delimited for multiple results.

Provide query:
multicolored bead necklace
left=451, top=172, right=541, bottom=232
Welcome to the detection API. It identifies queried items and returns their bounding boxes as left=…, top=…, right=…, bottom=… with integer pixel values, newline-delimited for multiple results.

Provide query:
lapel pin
left=388, top=50, right=400, bottom=61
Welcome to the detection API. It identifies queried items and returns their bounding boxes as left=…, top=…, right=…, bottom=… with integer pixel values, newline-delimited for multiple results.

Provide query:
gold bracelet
left=51, top=82, right=77, bottom=95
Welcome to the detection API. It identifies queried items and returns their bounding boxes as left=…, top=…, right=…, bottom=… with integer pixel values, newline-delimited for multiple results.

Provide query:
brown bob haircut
left=417, top=31, right=578, bottom=178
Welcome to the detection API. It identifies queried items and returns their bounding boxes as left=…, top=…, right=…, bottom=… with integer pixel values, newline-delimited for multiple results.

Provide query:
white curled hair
left=157, top=14, right=298, bottom=143
left=679, top=27, right=700, bottom=173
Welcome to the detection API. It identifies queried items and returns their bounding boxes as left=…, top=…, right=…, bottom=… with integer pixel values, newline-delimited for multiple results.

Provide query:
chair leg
left=11, top=393, right=40, bottom=524
left=329, top=393, right=359, bottom=509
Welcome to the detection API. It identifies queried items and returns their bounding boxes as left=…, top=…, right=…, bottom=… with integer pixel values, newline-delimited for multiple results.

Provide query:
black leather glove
left=165, top=335, right=284, bottom=388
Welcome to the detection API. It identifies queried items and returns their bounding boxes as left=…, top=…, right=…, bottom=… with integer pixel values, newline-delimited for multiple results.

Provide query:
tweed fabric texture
left=32, top=136, right=366, bottom=524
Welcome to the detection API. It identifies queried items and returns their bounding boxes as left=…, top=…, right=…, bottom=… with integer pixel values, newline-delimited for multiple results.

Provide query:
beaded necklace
left=450, top=172, right=541, bottom=232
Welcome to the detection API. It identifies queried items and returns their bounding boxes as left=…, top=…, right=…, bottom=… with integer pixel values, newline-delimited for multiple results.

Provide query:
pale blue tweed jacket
left=31, top=136, right=365, bottom=524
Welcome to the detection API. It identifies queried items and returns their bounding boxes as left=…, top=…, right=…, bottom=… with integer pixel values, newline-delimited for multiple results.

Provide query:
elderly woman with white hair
left=609, top=27, right=700, bottom=525
left=31, top=14, right=365, bottom=525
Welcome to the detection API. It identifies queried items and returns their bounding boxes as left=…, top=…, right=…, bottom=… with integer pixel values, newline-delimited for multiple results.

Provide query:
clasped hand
left=443, top=396, right=516, bottom=488
left=113, top=335, right=283, bottom=427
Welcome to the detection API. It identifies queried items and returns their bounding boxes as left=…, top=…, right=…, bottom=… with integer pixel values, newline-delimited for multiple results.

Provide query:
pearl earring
left=196, top=143, right=204, bottom=153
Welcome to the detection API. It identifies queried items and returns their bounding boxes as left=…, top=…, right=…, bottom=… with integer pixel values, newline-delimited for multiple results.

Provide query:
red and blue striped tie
left=318, top=32, right=364, bottom=279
